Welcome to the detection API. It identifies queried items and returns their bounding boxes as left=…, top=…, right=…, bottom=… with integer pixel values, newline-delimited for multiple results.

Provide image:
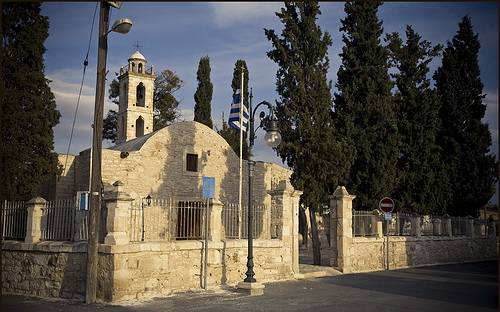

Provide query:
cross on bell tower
left=133, top=41, right=143, bottom=51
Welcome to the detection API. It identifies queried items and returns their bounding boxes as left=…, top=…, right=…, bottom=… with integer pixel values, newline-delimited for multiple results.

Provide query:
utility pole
left=86, top=1, right=110, bottom=304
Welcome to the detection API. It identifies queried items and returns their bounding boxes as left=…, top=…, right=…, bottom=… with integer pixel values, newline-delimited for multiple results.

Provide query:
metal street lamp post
left=243, top=93, right=282, bottom=284
left=86, top=1, right=132, bottom=304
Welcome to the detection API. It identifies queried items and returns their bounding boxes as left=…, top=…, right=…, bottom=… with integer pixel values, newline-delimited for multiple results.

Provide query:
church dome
left=128, top=51, right=146, bottom=62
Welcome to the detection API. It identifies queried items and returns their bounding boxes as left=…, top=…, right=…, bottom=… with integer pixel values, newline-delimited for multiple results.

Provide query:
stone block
left=236, top=281, right=265, bottom=296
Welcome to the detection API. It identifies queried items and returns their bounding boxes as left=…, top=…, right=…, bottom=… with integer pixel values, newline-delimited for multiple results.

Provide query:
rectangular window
left=186, top=153, right=198, bottom=172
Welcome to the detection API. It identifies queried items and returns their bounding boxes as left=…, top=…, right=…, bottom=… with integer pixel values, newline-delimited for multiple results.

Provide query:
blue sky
left=41, top=2, right=498, bottom=201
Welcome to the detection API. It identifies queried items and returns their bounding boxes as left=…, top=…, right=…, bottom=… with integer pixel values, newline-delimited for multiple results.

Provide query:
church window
left=136, top=82, right=145, bottom=107
left=186, top=153, right=198, bottom=172
left=131, top=62, right=136, bottom=72
left=138, top=63, right=143, bottom=73
left=135, top=116, right=144, bottom=137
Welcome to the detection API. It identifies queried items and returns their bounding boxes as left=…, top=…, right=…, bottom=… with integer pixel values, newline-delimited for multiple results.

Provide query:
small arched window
left=131, top=62, right=136, bottom=72
left=138, top=63, right=143, bottom=73
left=136, top=82, right=145, bottom=107
left=135, top=116, right=144, bottom=137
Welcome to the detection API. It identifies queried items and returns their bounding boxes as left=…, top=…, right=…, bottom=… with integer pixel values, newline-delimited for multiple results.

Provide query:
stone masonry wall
left=330, top=186, right=498, bottom=273
left=101, top=240, right=292, bottom=301
left=349, top=236, right=497, bottom=273
left=1, top=241, right=113, bottom=301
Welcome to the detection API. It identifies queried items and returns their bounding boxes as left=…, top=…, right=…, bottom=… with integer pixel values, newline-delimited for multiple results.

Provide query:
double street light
left=243, top=94, right=282, bottom=284
left=86, top=1, right=132, bottom=304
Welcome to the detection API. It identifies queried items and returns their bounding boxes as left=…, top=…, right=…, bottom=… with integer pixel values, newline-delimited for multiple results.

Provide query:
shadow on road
left=318, top=261, right=498, bottom=310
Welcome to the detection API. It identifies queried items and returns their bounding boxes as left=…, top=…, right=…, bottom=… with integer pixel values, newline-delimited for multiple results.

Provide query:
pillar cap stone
left=103, top=181, right=133, bottom=201
left=331, top=186, right=356, bottom=200
left=267, top=180, right=298, bottom=196
left=27, top=197, right=47, bottom=204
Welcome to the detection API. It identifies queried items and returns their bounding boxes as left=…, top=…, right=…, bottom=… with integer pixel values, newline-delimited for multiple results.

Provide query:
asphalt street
left=1, top=261, right=497, bottom=312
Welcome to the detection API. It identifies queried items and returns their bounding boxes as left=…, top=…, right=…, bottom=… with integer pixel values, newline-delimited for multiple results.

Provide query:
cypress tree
left=334, top=0, right=398, bottom=210
left=386, top=26, right=449, bottom=215
left=433, top=16, right=497, bottom=217
left=265, top=1, right=351, bottom=265
left=1, top=3, right=61, bottom=200
left=193, top=56, right=213, bottom=128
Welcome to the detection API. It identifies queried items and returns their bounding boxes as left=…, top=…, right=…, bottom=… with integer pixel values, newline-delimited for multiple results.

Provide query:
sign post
left=202, top=176, right=215, bottom=289
left=379, top=197, right=394, bottom=270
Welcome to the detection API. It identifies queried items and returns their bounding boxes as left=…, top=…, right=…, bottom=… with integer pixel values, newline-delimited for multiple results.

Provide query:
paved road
left=1, top=261, right=497, bottom=312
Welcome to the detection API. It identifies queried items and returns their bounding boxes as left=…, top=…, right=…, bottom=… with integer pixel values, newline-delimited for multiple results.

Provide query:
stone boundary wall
left=349, top=236, right=497, bottom=273
left=1, top=179, right=301, bottom=302
left=1, top=239, right=293, bottom=302
left=98, top=239, right=291, bottom=301
left=1, top=241, right=113, bottom=300
left=330, top=186, right=498, bottom=273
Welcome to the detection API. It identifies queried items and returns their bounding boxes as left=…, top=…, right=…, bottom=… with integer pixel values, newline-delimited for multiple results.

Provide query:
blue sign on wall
left=202, top=176, right=215, bottom=199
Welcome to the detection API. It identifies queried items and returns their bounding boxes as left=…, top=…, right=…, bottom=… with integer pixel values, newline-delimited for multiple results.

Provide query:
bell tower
left=116, top=50, right=155, bottom=144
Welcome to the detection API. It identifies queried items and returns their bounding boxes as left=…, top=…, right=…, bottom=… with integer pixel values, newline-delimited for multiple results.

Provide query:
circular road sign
left=379, top=197, right=395, bottom=213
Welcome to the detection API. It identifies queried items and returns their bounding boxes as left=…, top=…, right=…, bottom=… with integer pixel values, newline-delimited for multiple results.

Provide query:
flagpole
left=239, top=67, right=244, bottom=238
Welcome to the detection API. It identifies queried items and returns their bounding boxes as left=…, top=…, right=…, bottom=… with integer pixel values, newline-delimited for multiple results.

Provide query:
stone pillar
left=488, top=218, right=497, bottom=237
left=260, top=194, right=272, bottom=239
left=25, top=197, right=46, bottom=243
left=372, top=210, right=383, bottom=238
left=209, top=199, right=223, bottom=242
left=466, top=216, right=474, bottom=237
left=330, top=186, right=355, bottom=273
left=411, top=215, right=421, bottom=237
left=329, top=202, right=337, bottom=266
left=103, top=181, right=133, bottom=245
left=432, top=218, right=442, bottom=236
left=443, top=215, right=452, bottom=237
left=267, top=180, right=302, bottom=276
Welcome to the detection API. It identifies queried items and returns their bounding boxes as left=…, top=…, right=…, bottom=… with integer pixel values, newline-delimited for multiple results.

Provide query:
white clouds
left=210, top=2, right=282, bottom=28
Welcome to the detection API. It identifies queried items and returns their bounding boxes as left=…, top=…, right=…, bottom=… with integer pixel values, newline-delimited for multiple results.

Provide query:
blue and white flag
left=228, top=89, right=249, bottom=132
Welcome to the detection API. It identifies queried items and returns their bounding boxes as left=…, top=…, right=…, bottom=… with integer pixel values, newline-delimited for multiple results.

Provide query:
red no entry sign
left=379, top=197, right=395, bottom=213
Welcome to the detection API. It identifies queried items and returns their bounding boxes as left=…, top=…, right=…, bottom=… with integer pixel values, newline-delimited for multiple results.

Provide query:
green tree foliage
left=153, top=69, right=184, bottom=130
left=265, top=1, right=351, bottom=265
left=194, top=56, right=214, bottom=128
left=1, top=3, right=61, bottom=200
left=102, top=79, right=120, bottom=142
left=334, top=0, right=398, bottom=210
left=103, top=110, right=118, bottom=143
left=216, top=113, right=244, bottom=157
left=386, top=26, right=449, bottom=215
left=217, top=60, right=249, bottom=159
left=103, top=69, right=184, bottom=141
left=433, top=16, right=497, bottom=217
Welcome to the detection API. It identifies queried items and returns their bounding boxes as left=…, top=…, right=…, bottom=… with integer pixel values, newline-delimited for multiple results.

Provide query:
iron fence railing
left=353, top=210, right=377, bottom=237
left=129, top=198, right=209, bottom=242
left=420, top=216, right=434, bottom=236
left=1, top=200, right=27, bottom=240
left=474, top=219, right=488, bottom=237
left=41, top=199, right=76, bottom=241
left=222, top=203, right=265, bottom=239
left=357, top=210, right=495, bottom=238
left=451, top=217, right=467, bottom=236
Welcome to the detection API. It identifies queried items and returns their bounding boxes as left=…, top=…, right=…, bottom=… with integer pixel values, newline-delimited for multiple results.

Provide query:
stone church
left=48, top=51, right=292, bottom=205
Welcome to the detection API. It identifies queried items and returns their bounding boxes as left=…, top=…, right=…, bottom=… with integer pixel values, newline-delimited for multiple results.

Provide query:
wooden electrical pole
left=85, top=1, right=110, bottom=304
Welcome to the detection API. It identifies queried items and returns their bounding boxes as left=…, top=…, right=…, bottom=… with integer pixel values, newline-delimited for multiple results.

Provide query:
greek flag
left=228, top=89, right=249, bottom=132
